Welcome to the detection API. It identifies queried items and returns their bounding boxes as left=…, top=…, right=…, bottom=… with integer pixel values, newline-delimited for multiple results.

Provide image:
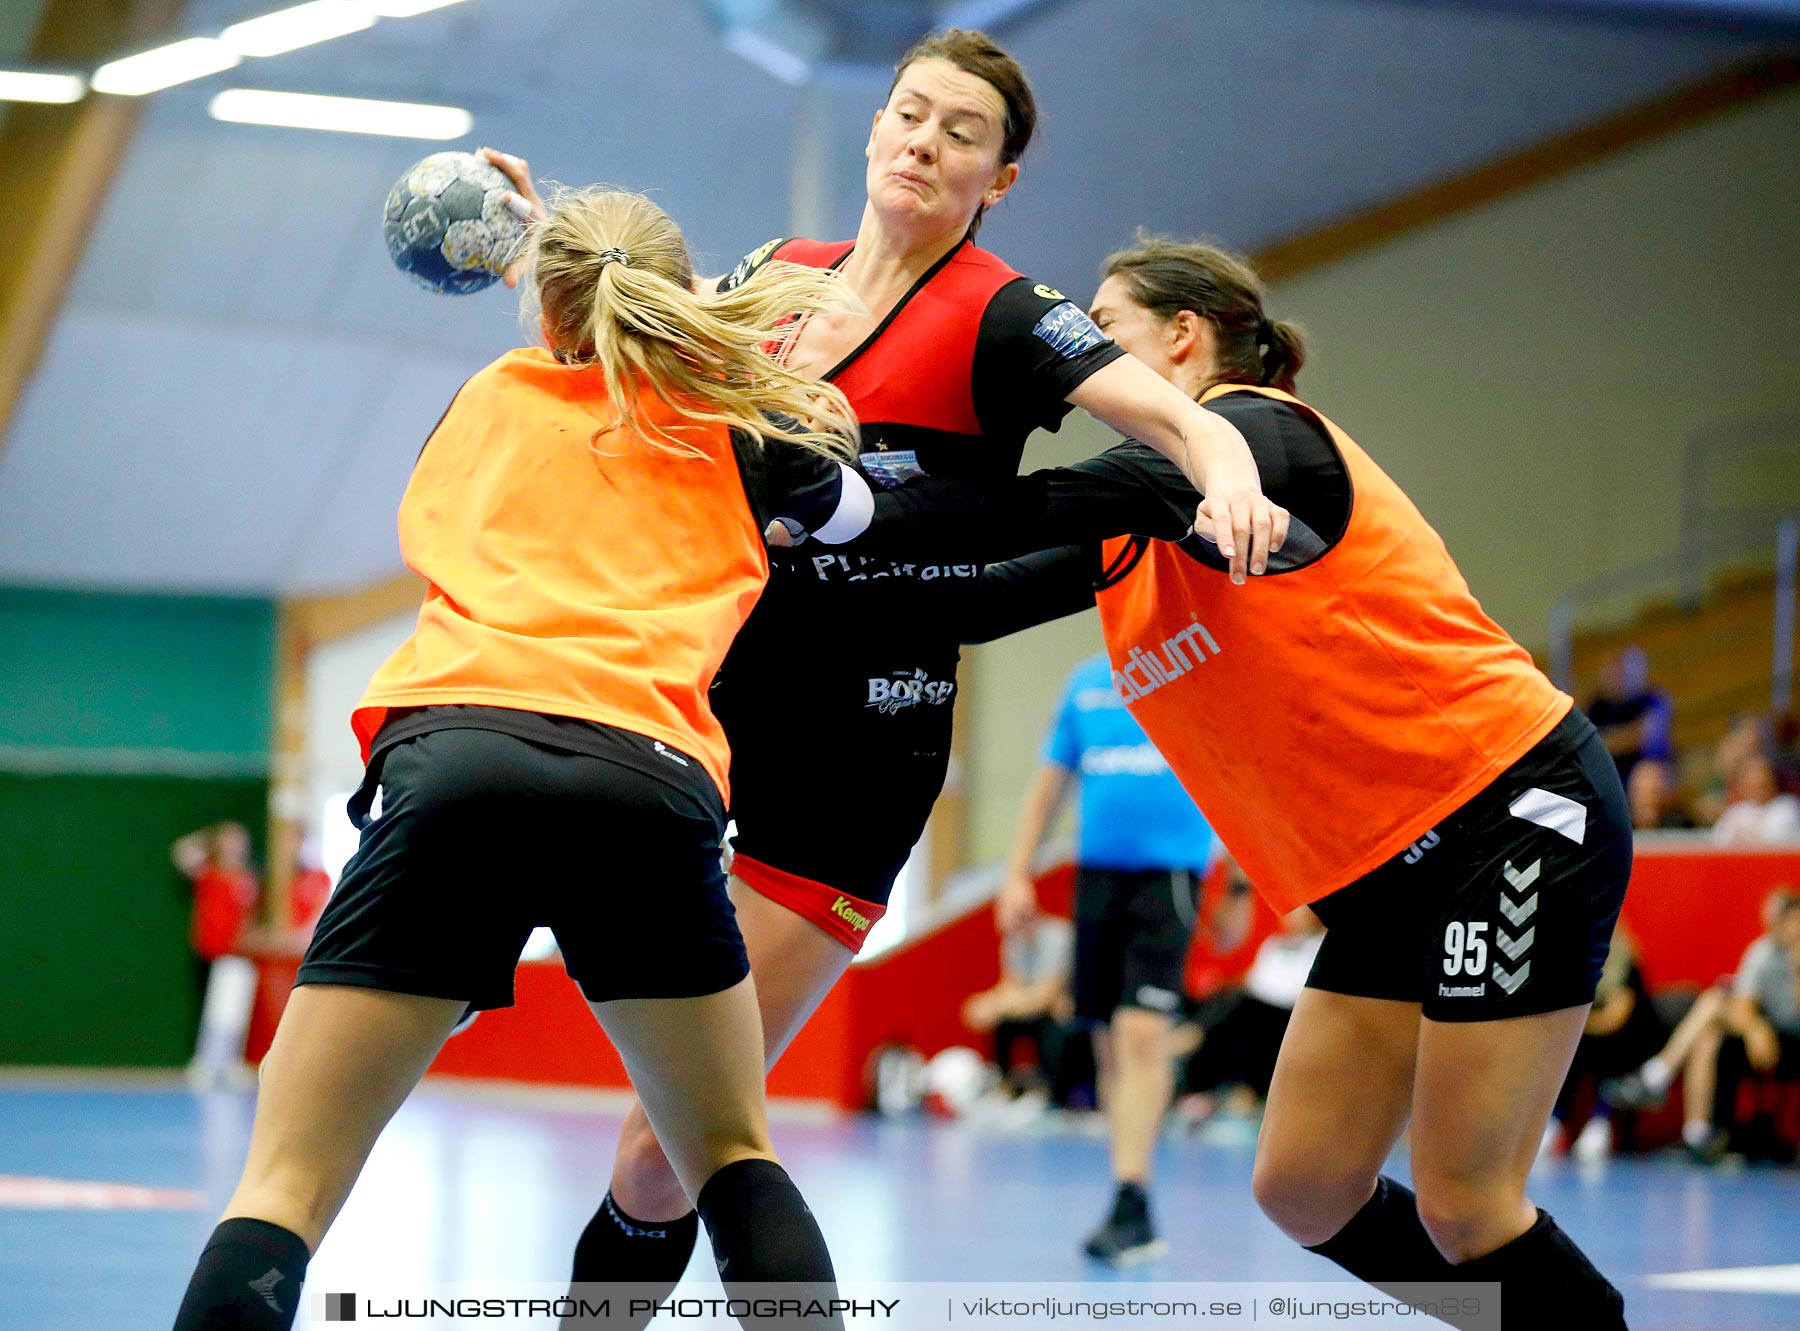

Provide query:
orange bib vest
left=353, top=348, right=771, bottom=801
left=1096, top=384, right=1572, bottom=914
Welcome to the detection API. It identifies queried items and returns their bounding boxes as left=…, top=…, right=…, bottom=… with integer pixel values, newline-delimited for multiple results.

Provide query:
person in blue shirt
left=1583, top=646, right=1674, bottom=785
left=998, top=652, right=1217, bottom=1266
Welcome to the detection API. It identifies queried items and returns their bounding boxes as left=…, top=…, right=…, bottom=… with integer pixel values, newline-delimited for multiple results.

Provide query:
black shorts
left=1307, top=708, right=1632, bottom=1022
left=717, top=644, right=959, bottom=907
left=1072, top=867, right=1201, bottom=1024
left=298, top=717, right=747, bottom=1010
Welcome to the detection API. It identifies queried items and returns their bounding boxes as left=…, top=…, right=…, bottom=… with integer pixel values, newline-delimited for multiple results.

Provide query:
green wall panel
left=0, top=588, right=276, bottom=762
left=0, top=587, right=278, bottom=1066
left=0, top=772, right=268, bottom=1066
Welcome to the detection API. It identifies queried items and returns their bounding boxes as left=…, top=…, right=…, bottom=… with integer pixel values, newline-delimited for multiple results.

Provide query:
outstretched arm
left=849, top=441, right=1194, bottom=565
left=1067, top=357, right=1289, bottom=583
left=951, top=546, right=1102, bottom=645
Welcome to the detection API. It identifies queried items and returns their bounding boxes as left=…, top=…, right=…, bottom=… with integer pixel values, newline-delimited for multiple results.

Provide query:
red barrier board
left=1620, top=844, right=1800, bottom=990
left=243, top=845, right=1800, bottom=1112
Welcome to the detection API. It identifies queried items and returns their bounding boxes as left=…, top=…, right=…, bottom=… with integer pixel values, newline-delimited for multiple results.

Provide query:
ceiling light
left=221, top=0, right=375, bottom=58
left=208, top=88, right=472, bottom=139
left=0, top=70, right=87, bottom=103
left=91, top=39, right=241, bottom=96
left=362, top=0, right=472, bottom=15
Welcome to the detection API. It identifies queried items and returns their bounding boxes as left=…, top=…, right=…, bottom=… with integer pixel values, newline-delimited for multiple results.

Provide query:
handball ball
left=382, top=151, right=527, bottom=295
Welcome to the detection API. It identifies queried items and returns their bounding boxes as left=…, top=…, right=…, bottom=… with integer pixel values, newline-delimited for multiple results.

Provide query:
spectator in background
left=1543, top=924, right=1729, bottom=1162
left=1739, top=887, right=1799, bottom=985
left=1585, top=646, right=1673, bottom=785
left=962, top=909, right=1082, bottom=1107
left=1774, top=708, right=1800, bottom=794
left=1598, top=891, right=1799, bottom=1164
left=1181, top=852, right=1258, bottom=999
left=998, top=651, right=1216, bottom=1267
left=1628, top=759, right=1697, bottom=831
left=171, top=822, right=263, bottom=1089
left=1713, top=753, right=1800, bottom=846
left=1697, top=713, right=1772, bottom=826
left=288, top=836, right=332, bottom=938
left=1181, top=908, right=1325, bottom=1122
left=1706, top=894, right=1800, bottom=1160
left=171, top=822, right=261, bottom=1012
left=1170, top=855, right=1261, bottom=1128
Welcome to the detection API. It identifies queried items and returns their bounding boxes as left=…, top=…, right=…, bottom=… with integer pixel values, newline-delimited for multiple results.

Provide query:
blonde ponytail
left=523, top=186, right=859, bottom=460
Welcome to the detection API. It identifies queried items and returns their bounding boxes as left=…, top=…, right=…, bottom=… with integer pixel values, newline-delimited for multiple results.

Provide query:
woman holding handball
left=483, top=29, right=1286, bottom=1304
left=169, top=188, right=876, bottom=1330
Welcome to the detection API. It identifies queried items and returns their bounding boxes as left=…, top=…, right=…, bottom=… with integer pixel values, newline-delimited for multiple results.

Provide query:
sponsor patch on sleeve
left=1032, top=301, right=1110, bottom=360
left=719, top=238, right=782, bottom=293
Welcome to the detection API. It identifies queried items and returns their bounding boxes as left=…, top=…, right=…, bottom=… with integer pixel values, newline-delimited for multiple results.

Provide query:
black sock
left=695, top=1158, right=840, bottom=1330
left=1306, top=1177, right=1475, bottom=1326
left=562, top=1192, right=698, bottom=1331
left=1454, top=1209, right=1626, bottom=1331
left=1306, top=1176, right=1452, bottom=1279
left=172, top=1217, right=310, bottom=1331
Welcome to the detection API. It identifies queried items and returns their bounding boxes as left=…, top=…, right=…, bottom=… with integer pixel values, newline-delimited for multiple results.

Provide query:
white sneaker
left=1572, top=1115, right=1613, bottom=1163
left=998, top=1089, right=1050, bottom=1130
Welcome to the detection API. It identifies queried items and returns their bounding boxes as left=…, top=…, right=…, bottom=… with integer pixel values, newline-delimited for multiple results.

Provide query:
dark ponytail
left=1102, top=231, right=1306, bottom=393
left=1257, top=319, right=1305, bottom=394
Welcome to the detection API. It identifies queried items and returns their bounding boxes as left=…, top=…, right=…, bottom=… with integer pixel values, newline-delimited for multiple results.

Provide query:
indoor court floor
left=5, top=1077, right=1796, bottom=1330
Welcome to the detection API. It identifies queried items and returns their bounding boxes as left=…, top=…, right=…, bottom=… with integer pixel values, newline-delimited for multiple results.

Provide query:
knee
left=1412, top=1175, right=1516, bottom=1262
left=611, top=1106, right=687, bottom=1213
left=1112, top=1011, right=1173, bottom=1067
left=1251, top=1148, right=1374, bottom=1247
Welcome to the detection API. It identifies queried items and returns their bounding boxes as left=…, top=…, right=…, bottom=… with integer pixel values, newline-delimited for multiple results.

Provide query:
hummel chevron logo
left=1497, top=926, right=1534, bottom=962
left=1499, top=894, right=1538, bottom=926
left=1502, top=859, right=1541, bottom=893
left=248, top=1269, right=285, bottom=1313
left=1493, top=960, right=1531, bottom=995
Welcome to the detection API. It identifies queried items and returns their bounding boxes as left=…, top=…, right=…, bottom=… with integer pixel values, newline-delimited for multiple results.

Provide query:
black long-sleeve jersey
left=853, top=391, right=1352, bottom=641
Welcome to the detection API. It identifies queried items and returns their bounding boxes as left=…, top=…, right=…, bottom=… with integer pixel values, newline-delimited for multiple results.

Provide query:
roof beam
left=1256, top=54, right=1800, bottom=283
left=0, top=0, right=184, bottom=468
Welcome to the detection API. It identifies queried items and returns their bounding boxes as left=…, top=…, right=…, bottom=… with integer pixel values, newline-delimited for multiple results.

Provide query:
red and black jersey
left=719, top=236, right=1122, bottom=489
left=712, top=236, right=1124, bottom=903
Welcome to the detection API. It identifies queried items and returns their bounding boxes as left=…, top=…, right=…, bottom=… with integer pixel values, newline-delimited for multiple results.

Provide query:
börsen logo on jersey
left=1112, top=618, right=1221, bottom=703
left=867, top=668, right=957, bottom=714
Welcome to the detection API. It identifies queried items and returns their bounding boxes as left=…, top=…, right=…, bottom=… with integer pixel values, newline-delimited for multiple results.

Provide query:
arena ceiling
left=0, top=0, right=1793, bottom=594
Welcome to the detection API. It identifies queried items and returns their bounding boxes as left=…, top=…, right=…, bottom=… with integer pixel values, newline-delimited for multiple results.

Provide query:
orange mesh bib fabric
left=1096, top=385, right=1571, bottom=914
left=353, top=348, right=770, bottom=801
